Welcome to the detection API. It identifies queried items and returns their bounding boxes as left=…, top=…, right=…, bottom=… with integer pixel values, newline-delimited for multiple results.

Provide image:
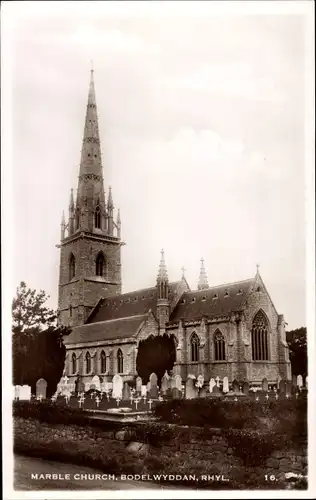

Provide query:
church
left=57, top=69, right=291, bottom=388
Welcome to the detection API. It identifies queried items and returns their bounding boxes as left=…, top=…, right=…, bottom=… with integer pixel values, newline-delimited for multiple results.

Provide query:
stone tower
left=58, top=69, right=122, bottom=327
left=156, top=249, right=170, bottom=334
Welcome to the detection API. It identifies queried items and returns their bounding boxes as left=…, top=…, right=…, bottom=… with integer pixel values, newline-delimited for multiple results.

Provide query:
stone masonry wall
left=14, top=417, right=307, bottom=479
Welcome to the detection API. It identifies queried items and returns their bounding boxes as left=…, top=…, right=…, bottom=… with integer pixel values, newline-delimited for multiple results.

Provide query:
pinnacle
left=198, top=257, right=209, bottom=290
left=157, top=249, right=168, bottom=282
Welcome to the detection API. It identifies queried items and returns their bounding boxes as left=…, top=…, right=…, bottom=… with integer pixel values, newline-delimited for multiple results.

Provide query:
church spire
left=198, top=258, right=209, bottom=290
left=78, top=68, right=102, bottom=179
left=157, top=249, right=168, bottom=283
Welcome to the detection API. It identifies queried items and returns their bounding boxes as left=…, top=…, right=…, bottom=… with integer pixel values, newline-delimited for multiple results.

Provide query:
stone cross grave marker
left=215, top=376, right=220, bottom=387
left=136, top=376, right=142, bottom=393
left=223, top=377, right=229, bottom=393
left=209, top=378, right=216, bottom=393
left=112, top=374, right=123, bottom=399
left=185, top=378, right=197, bottom=399
left=297, top=374, right=303, bottom=389
left=141, top=385, right=147, bottom=397
left=91, top=375, right=101, bottom=392
left=149, top=373, right=158, bottom=399
left=36, top=378, right=48, bottom=400
left=242, top=381, right=250, bottom=395
left=122, top=382, right=131, bottom=401
left=161, top=372, right=170, bottom=395
left=262, top=378, right=268, bottom=392
left=19, top=385, right=31, bottom=401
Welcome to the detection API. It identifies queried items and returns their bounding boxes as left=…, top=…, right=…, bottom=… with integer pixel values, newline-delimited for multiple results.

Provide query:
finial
left=198, top=257, right=209, bottom=290
left=256, top=263, right=260, bottom=274
left=181, top=266, right=186, bottom=279
left=117, top=208, right=121, bottom=224
left=61, top=210, right=65, bottom=224
left=157, top=249, right=168, bottom=282
left=107, top=186, right=113, bottom=209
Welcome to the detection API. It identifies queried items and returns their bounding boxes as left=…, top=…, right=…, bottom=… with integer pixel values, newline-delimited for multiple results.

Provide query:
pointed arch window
left=214, top=330, right=226, bottom=361
left=95, top=206, right=101, bottom=229
left=69, top=254, right=76, bottom=280
left=117, top=349, right=123, bottom=373
left=190, top=333, right=200, bottom=362
left=96, top=252, right=106, bottom=277
left=252, top=310, right=269, bottom=361
left=85, top=352, right=91, bottom=374
left=71, top=353, right=77, bottom=374
left=100, top=350, right=106, bottom=373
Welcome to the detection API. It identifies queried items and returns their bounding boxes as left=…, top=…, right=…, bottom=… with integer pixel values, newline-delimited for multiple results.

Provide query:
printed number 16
left=265, top=475, right=276, bottom=481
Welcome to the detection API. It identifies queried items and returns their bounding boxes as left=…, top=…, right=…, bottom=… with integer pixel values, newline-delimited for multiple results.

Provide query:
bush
left=153, top=396, right=307, bottom=438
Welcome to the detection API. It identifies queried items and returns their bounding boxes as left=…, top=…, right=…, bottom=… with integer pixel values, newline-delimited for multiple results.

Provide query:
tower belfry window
left=96, top=252, right=106, bottom=277
left=95, top=206, right=101, bottom=229
left=69, top=254, right=76, bottom=280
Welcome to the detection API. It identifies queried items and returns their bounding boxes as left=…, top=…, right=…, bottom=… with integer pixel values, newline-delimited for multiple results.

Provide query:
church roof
left=86, top=281, right=183, bottom=324
left=64, top=314, right=147, bottom=345
left=169, top=278, right=254, bottom=323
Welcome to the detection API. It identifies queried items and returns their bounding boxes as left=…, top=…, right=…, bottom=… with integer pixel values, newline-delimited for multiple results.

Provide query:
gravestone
left=297, top=374, right=303, bottom=389
left=141, top=385, right=147, bottom=397
left=149, top=373, right=158, bottom=399
left=232, top=379, right=239, bottom=393
left=292, top=374, right=297, bottom=387
left=77, top=379, right=85, bottom=393
left=91, top=375, right=101, bottom=392
left=212, top=385, right=221, bottom=394
left=262, top=378, right=268, bottom=392
left=36, top=378, right=48, bottom=400
left=242, top=381, right=249, bottom=396
left=197, top=375, right=204, bottom=388
left=170, top=375, right=177, bottom=389
left=19, top=385, right=31, bottom=401
left=277, top=375, right=282, bottom=389
left=161, top=372, right=170, bottom=395
left=223, top=377, right=229, bottom=393
left=136, top=376, right=142, bottom=393
left=209, top=378, right=216, bottom=393
left=279, top=379, right=286, bottom=394
left=15, top=385, right=21, bottom=400
left=175, top=374, right=182, bottom=390
left=305, top=376, right=308, bottom=389
left=185, top=378, right=197, bottom=399
left=122, top=382, right=131, bottom=401
left=199, top=386, right=208, bottom=398
left=112, top=374, right=123, bottom=399
left=171, top=387, right=182, bottom=400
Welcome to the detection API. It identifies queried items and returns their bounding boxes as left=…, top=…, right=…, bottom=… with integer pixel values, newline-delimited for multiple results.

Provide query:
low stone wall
left=14, top=417, right=307, bottom=479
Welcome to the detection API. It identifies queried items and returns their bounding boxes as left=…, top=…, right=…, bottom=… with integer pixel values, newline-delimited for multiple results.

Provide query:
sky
left=3, top=1, right=313, bottom=330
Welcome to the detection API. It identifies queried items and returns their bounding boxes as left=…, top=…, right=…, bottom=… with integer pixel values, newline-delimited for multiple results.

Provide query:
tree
left=136, top=334, right=176, bottom=385
left=286, top=327, right=307, bottom=378
left=12, top=282, right=68, bottom=396
left=12, top=281, right=56, bottom=336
